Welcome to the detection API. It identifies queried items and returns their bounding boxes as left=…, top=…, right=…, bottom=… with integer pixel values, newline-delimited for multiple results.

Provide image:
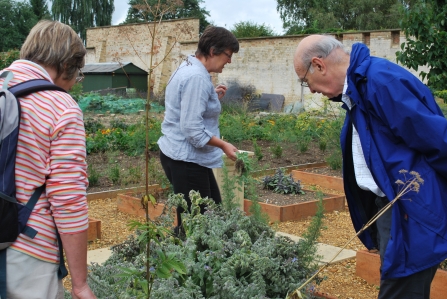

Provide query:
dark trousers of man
left=375, top=197, right=439, bottom=299
left=160, top=151, right=222, bottom=228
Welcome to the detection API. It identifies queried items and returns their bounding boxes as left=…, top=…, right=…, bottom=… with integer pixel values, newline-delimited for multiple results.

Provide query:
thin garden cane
left=286, top=170, right=423, bottom=299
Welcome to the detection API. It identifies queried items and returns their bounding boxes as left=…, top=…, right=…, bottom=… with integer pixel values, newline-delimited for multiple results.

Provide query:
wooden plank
left=87, top=218, right=101, bottom=241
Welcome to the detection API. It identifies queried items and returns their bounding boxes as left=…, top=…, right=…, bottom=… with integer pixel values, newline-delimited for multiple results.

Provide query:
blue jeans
left=375, top=196, right=439, bottom=299
left=160, top=151, right=221, bottom=227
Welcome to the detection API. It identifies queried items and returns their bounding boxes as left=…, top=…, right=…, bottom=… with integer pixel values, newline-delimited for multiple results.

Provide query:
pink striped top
left=1, top=60, right=89, bottom=264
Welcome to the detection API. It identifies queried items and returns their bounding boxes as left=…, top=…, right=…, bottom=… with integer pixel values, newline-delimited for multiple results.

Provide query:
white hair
left=301, top=35, right=349, bottom=73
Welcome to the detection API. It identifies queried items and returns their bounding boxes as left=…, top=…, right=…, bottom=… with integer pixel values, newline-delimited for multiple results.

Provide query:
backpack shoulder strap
left=8, top=79, right=67, bottom=98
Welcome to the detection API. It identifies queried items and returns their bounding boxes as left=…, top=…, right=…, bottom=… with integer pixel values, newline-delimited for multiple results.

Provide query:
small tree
left=0, top=0, right=38, bottom=52
left=115, top=1, right=195, bottom=297
left=30, top=0, right=51, bottom=20
left=123, top=0, right=210, bottom=33
left=396, top=0, right=447, bottom=90
left=51, top=0, right=115, bottom=43
left=230, top=21, right=276, bottom=38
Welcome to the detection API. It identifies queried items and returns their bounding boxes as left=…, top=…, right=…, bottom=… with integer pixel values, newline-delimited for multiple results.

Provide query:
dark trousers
left=160, top=151, right=222, bottom=227
left=375, top=197, right=439, bottom=299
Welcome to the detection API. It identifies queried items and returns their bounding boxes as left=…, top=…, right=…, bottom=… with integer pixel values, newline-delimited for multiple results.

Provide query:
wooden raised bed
left=87, top=217, right=101, bottom=241
left=116, top=184, right=177, bottom=226
left=244, top=190, right=345, bottom=222
left=291, top=169, right=344, bottom=192
left=356, top=249, right=447, bottom=299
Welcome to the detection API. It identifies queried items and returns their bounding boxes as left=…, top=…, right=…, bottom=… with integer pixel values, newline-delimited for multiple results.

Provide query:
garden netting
left=78, top=93, right=164, bottom=114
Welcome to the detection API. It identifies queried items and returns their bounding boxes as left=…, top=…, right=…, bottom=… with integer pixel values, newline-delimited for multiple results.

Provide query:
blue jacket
left=340, top=43, right=447, bottom=279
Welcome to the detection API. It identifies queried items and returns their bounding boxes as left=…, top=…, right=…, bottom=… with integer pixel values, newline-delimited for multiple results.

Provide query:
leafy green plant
left=87, top=190, right=323, bottom=298
left=84, top=118, right=105, bottom=134
left=69, top=82, right=84, bottom=101
left=319, top=139, right=327, bottom=152
left=124, top=165, right=143, bottom=185
left=434, top=90, right=447, bottom=104
left=110, top=119, right=129, bottom=130
left=298, top=135, right=311, bottom=153
left=270, top=143, right=283, bottom=158
left=87, top=164, right=100, bottom=187
left=252, top=139, right=263, bottom=161
left=326, top=149, right=342, bottom=170
left=108, top=165, right=121, bottom=185
left=263, top=168, right=305, bottom=195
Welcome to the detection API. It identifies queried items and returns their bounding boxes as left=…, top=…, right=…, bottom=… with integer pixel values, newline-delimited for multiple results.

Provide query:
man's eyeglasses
left=222, top=51, right=232, bottom=60
left=300, top=62, right=312, bottom=87
left=76, top=68, right=84, bottom=83
left=300, top=56, right=322, bottom=87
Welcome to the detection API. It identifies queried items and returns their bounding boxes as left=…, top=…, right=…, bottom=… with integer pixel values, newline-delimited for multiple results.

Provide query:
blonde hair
left=20, top=20, right=86, bottom=80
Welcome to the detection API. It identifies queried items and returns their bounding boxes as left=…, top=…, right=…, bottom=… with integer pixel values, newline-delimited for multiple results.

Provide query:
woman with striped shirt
left=0, top=21, right=95, bottom=298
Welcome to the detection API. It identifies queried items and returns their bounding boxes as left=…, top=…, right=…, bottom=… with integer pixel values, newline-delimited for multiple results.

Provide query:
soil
left=302, top=166, right=343, bottom=178
left=256, top=184, right=332, bottom=206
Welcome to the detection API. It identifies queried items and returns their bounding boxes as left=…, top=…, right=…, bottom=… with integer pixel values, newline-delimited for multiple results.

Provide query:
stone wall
left=86, top=20, right=428, bottom=110
left=85, top=18, right=199, bottom=94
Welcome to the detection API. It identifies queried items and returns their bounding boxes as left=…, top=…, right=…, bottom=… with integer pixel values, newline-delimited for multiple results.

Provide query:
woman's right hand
left=222, top=141, right=238, bottom=161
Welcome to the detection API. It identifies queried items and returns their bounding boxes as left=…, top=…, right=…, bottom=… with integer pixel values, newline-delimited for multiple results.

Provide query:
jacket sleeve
left=372, top=76, right=447, bottom=179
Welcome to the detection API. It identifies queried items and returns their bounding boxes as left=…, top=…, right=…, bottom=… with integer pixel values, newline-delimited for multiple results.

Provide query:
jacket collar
left=329, top=43, right=371, bottom=103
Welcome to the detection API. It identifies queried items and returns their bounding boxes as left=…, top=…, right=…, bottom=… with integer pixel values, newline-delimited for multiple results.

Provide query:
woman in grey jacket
left=157, top=26, right=239, bottom=234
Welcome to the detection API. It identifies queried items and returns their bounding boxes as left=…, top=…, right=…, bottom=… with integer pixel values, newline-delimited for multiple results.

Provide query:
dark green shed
left=81, top=62, right=148, bottom=93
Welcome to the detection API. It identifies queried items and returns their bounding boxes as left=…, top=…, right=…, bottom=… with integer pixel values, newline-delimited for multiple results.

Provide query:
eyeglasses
left=222, top=51, right=232, bottom=60
left=300, top=55, right=322, bottom=87
left=300, top=62, right=312, bottom=87
left=76, top=68, right=84, bottom=83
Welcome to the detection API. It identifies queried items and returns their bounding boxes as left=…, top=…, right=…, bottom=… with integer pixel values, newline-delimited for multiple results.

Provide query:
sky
left=112, top=0, right=285, bottom=35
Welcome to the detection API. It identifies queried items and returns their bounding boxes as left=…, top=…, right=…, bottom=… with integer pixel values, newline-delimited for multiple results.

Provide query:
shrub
left=434, top=90, right=447, bottom=104
left=263, top=168, right=305, bottom=195
left=0, top=49, right=19, bottom=69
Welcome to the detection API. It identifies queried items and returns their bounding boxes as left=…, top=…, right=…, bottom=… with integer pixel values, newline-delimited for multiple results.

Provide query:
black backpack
left=0, top=71, right=68, bottom=298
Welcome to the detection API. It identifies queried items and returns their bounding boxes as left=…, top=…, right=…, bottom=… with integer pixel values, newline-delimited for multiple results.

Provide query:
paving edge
left=275, top=232, right=356, bottom=264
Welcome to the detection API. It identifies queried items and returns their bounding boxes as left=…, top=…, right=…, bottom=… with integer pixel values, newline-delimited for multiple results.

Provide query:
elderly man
left=294, top=35, right=447, bottom=299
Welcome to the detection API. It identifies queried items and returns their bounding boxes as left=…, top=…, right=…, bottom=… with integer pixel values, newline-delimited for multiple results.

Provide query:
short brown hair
left=20, top=20, right=86, bottom=81
left=195, top=26, right=239, bottom=58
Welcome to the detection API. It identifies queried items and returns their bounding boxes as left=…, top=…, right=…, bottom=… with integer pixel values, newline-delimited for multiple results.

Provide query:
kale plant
left=87, top=191, right=323, bottom=298
left=263, top=168, right=305, bottom=195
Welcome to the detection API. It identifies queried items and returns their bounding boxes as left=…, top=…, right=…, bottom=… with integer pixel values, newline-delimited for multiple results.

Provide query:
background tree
left=230, top=21, right=276, bottom=38
left=277, top=0, right=404, bottom=33
left=30, top=0, right=51, bottom=20
left=0, top=0, right=38, bottom=52
left=51, top=0, right=115, bottom=43
left=123, top=0, right=210, bottom=33
left=396, top=0, right=447, bottom=90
